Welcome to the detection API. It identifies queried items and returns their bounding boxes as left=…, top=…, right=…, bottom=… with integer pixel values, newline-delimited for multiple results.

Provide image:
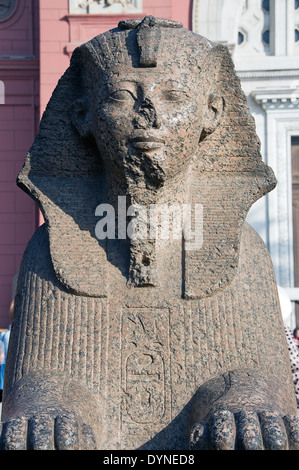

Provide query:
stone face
left=1, top=16, right=299, bottom=450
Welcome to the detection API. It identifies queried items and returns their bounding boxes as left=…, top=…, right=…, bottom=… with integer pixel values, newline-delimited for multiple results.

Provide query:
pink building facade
left=0, top=0, right=192, bottom=328
left=0, top=0, right=39, bottom=328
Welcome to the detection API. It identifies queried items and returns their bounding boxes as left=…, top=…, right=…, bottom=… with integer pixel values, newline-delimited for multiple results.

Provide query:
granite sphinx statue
left=1, top=16, right=299, bottom=450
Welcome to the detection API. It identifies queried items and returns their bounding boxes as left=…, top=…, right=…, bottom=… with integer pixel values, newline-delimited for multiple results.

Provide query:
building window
left=296, top=29, right=299, bottom=42
left=262, top=0, right=270, bottom=12
left=262, top=29, right=270, bottom=44
left=0, top=0, right=17, bottom=22
left=296, top=0, right=299, bottom=10
left=293, top=136, right=299, bottom=145
left=238, top=31, right=245, bottom=45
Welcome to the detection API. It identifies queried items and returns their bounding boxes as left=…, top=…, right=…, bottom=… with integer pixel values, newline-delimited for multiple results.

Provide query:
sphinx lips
left=129, top=135, right=165, bottom=150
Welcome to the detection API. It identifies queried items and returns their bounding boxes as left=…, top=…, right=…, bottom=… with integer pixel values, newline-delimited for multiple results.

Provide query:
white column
left=252, top=89, right=299, bottom=287
left=270, top=0, right=294, bottom=56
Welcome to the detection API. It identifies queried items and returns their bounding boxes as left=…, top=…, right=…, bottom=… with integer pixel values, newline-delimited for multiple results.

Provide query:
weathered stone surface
left=1, top=16, right=298, bottom=450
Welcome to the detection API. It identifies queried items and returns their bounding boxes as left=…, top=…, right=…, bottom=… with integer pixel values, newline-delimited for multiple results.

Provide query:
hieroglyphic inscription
left=121, top=308, right=170, bottom=428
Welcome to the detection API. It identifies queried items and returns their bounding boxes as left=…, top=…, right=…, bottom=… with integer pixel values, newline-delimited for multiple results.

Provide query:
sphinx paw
left=0, top=413, right=97, bottom=450
left=190, top=410, right=299, bottom=450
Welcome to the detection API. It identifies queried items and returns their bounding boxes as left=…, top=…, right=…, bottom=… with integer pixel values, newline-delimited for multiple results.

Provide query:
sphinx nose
left=134, top=97, right=161, bottom=129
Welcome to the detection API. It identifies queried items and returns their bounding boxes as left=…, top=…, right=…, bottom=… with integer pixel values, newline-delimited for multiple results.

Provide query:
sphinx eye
left=109, top=89, right=135, bottom=102
left=160, top=90, right=188, bottom=102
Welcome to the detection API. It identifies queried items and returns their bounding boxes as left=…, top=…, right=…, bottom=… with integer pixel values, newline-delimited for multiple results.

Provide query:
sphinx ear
left=70, top=96, right=92, bottom=138
left=200, top=93, right=224, bottom=141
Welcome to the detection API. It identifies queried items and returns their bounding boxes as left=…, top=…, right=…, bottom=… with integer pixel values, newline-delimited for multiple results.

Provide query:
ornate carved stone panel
left=192, top=0, right=270, bottom=57
left=192, top=0, right=245, bottom=54
left=235, top=0, right=270, bottom=56
left=69, top=0, right=142, bottom=15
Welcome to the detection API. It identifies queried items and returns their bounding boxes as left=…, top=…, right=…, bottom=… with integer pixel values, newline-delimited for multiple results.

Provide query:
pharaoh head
left=17, top=17, right=276, bottom=298
left=19, top=16, right=270, bottom=189
left=69, top=17, right=226, bottom=193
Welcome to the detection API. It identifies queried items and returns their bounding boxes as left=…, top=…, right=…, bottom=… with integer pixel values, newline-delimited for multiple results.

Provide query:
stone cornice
left=235, top=56, right=299, bottom=72
left=252, top=88, right=299, bottom=110
left=238, top=69, right=299, bottom=80
left=0, top=58, right=39, bottom=78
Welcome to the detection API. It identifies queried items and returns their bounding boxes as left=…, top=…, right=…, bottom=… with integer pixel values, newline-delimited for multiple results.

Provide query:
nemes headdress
left=17, top=17, right=276, bottom=299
